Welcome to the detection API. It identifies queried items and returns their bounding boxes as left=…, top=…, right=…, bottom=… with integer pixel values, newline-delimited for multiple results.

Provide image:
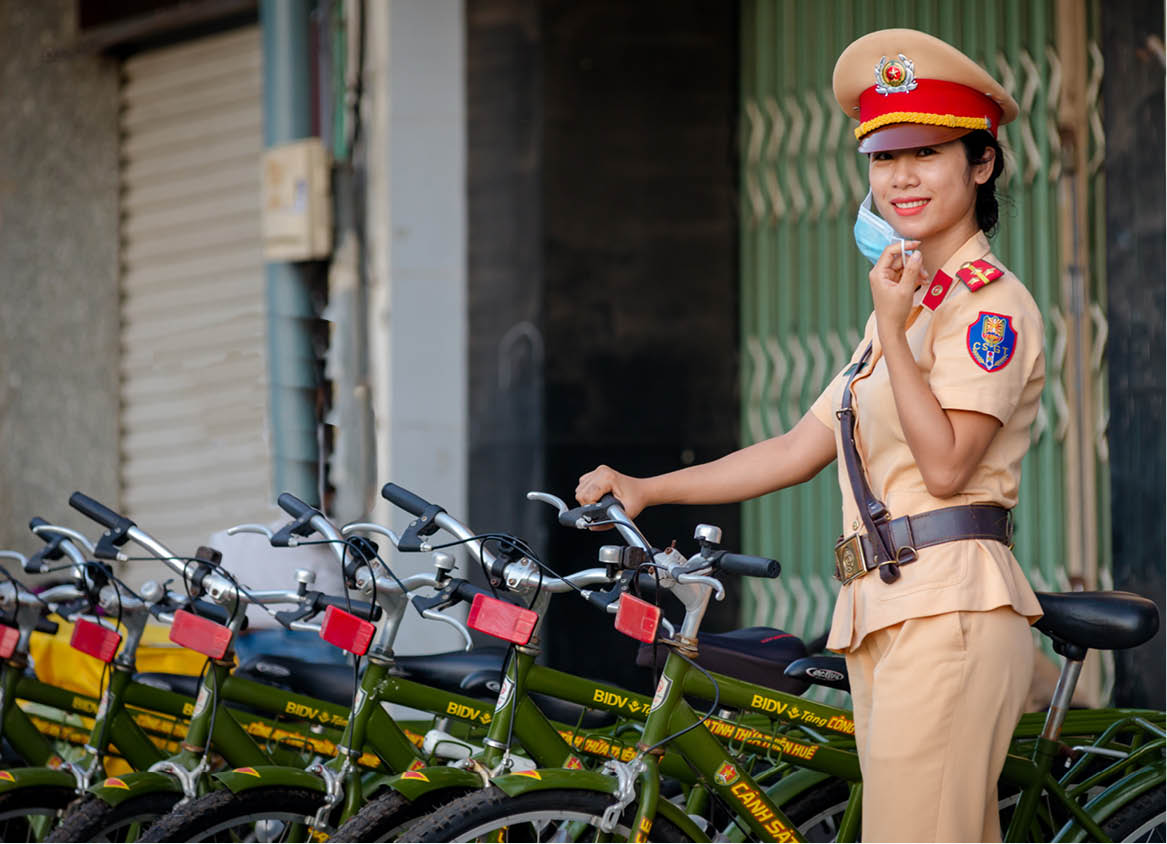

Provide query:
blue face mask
left=853, top=190, right=910, bottom=265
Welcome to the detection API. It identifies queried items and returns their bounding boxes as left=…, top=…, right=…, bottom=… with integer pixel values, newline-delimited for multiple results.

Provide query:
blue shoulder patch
left=966, top=312, right=1017, bottom=372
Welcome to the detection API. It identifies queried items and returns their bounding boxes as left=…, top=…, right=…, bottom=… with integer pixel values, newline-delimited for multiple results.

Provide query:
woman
left=576, top=29, right=1044, bottom=842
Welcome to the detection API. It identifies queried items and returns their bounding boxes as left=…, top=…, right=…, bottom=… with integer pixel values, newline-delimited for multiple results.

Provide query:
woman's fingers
left=576, top=465, right=615, bottom=504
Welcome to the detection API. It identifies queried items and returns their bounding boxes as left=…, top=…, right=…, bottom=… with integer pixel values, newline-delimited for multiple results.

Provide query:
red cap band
left=857, top=79, right=1003, bottom=140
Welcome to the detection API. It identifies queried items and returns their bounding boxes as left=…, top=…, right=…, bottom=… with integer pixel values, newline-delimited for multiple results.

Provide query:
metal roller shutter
left=119, top=26, right=271, bottom=576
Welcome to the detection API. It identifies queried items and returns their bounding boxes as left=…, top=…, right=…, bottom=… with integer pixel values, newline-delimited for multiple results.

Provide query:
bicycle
left=405, top=496, right=1163, bottom=842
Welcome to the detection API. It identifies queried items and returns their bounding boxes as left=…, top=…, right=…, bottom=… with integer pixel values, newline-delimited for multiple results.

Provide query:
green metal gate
left=738, top=0, right=1112, bottom=700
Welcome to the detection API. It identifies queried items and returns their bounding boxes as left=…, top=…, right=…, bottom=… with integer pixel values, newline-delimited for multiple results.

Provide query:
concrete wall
left=366, top=0, right=468, bottom=654
left=0, top=2, right=121, bottom=555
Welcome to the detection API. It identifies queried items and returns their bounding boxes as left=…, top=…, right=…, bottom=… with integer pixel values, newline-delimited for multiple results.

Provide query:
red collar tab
left=922, top=270, right=954, bottom=311
left=956, top=259, right=1004, bottom=291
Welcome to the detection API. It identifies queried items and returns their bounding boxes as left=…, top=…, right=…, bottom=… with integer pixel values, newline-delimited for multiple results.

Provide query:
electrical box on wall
left=261, top=138, right=332, bottom=261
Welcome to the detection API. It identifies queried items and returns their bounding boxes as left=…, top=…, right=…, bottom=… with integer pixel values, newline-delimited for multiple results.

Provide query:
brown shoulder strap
left=836, top=343, right=901, bottom=583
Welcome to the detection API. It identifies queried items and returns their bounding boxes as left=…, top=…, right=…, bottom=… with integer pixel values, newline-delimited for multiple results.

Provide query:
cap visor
left=857, top=123, right=971, bottom=154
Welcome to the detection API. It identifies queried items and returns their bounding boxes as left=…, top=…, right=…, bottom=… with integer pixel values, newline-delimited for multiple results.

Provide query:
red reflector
left=614, top=593, right=660, bottom=643
left=466, top=594, right=538, bottom=645
left=70, top=618, right=122, bottom=663
left=319, top=605, right=375, bottom=655
left=169, top=609, right=232, bottom=659
left=0, top=626, right=18, bottom=659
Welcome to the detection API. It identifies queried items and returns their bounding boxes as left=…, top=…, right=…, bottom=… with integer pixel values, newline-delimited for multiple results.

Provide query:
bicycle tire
left=140, top=785, right=327, bottom=842
left=778, top=778, right=853, bottom=842
left=332, top=785, right=476, bottom=842
left=406, top=785, right=693, bottom=842
left=0, top=785, right=76, bottom=841
left=46, top=791, right=181, bottom=843
left=1099, top=786, right=1166, bottom=842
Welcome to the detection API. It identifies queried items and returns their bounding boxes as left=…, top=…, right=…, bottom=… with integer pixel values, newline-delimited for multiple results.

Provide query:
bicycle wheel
left=47, top=792, right=181, bottom=842
left=1100, top=787, right=1166, bottom=843
left=0, top=785, right=76, bottom=842
left=333, top=786, right=476, bottom=842
left=140, top=786, right=328, bottom=842
left=406, top=785, right=693, bottom=842
left=778, top=779, right=853, bottom=842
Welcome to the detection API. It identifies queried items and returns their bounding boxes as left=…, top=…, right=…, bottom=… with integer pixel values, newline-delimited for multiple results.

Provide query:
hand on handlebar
left=575, top=465, right=650, bottom=520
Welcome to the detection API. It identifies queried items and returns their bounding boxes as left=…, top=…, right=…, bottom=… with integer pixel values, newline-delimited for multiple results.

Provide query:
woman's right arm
left=575, top=410, right=837, bottom=517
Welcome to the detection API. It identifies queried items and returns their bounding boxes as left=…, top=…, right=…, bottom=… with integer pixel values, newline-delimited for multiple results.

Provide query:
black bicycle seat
left=637, top=627, right=810, bottom=695
left=1035, top=591, right=1160, bottom=656
left=783, top=656, right=850, bottom=693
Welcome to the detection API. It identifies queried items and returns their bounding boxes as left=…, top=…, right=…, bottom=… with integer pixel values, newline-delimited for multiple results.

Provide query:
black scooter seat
left=784, top=656, right=850, bottom=693
left=637, top=627, right=810, bottom=695
left=1035, top=591, right=1160, bottom=654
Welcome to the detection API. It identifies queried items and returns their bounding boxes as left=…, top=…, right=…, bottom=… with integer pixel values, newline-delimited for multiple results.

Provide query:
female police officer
left=576, top=29, right=1045, bottom=842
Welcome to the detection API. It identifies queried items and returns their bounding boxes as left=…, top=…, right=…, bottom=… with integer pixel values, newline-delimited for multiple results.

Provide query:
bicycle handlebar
left=276, top=492, right=317, bottom=520
left=69, top=491, right=132, bottom=533
left=713, top=551, right=781, bottom=579
left=381, top=483, right=441, bottom=519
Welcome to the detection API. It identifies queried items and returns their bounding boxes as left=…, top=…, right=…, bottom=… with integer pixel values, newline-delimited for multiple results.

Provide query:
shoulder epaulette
left=955, top=259, right=1004, bottom=291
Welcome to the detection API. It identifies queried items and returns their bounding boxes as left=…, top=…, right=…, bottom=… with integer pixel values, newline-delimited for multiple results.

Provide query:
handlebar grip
left=453, top=580, right=492, bottom=604
left=314, top=594, right=382, bottom=622
left=558, top=493, right=625, bottom=528
left=69, top=492, right=132, bottom=531
left=717, top=552, right=781, bottom=579
left=276, top=493, right=317, bottom=520
left=189, top=599, right=249, bottom=631
left=380, top=483, right=434, bottom=518
left=35, top=617, right=60, bottom=636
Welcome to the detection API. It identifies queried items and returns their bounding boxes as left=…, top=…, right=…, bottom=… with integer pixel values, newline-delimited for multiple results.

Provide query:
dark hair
left=960, top=130, right=1005, bottom=235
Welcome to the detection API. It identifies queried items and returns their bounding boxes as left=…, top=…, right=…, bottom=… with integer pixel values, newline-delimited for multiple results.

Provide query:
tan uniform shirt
left=811, top=231, right=1045, bottom=653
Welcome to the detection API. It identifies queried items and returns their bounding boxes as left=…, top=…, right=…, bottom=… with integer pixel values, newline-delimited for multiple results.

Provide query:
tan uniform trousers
left=845, top=606, right=1034, bottom=842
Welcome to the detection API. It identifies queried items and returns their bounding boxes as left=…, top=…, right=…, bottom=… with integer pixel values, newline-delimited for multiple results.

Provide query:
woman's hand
left=870, top=239, right=926, bottom=343
left=575, top=465, right=650, bottom=519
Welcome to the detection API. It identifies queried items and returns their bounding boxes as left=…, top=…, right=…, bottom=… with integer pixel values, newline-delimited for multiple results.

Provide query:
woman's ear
left=972, top=146, right=996, bottom=186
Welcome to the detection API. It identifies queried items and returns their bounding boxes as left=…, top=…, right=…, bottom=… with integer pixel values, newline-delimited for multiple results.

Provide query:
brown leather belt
left=833, top=504, right=1013, bottom=585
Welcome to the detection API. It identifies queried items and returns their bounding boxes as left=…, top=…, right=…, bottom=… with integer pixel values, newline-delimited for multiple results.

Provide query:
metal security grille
left=739, top=1, right=1111, bottom=700
left=119, top=27, right=272, bottom=578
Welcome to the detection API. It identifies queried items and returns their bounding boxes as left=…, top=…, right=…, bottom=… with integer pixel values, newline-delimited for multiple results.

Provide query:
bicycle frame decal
left=234, top=767, right=261, bottom=777
left=443, top=700, right=493, bottom=724
left=704, top=717, right=821, bottom=761
left=557, top=729, right=637, bottom=762
left=104, top=777, right=130, bottom=789
left=590, top=687, right=652, bottom=716
left=729, top=779, right=798, bottom=841
left=714, top=761, right=740, bottom=786
left=514, top=770, right=541, bottom=779
left=495, top=675, right=514, bottom=712
left=400, top=770, right=428, bottom=781
left=0, top=771, right=13, bottom=783
left=284, top=699, right=349, bottom=727
left=746, top=691, right=856, bottom=735
left=564, top=755, right=583, bottom=770
left=649, top=674, right=671, bottom=712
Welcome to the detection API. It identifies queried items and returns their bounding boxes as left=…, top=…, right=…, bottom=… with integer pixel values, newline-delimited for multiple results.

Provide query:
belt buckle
left=834, top=534, right=866, bottom=585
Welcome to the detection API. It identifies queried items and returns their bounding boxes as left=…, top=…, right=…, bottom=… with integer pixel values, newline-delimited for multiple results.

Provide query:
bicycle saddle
left=636, top=627, right=810, bottom=695
left=783, top=656, right=850, bottom=693
left=1035, top=591, right=1160, bottom=656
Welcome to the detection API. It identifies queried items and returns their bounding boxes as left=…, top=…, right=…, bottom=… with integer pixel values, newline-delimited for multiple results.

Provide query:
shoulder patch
left=966, top=312, right=1017, bottom=371
left=956, top=259, right=1004, bottom=291
left=922, top=269, right=954, bottom=310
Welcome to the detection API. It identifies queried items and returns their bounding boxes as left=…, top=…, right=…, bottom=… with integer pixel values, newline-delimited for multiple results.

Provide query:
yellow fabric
left=845, top=607, right=1033, bottom=841
left=810, top=232, right=1044, bottom=652
left=854, top=111, right=991, bottom=139
left=28, top=622, right=207, bottom=697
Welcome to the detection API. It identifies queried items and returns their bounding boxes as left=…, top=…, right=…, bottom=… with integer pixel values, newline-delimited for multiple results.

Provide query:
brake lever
left=418, top=608, right=474, bottom=652
left=31, top=525, right=96, bottom=554
left=226, top=524, right=276, bottom=540
left=674, top=571, right=726, bottom=601
left=526, top=491, right=569, bottom=516
left=341, top=522, right=402, bottom=547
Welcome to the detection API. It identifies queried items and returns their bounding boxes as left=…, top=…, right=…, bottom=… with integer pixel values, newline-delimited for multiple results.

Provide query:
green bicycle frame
left=616, top=647, right=1164, bottom=843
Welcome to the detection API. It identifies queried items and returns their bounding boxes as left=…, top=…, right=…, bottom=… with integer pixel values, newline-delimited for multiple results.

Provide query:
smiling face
left=868, top=140, right=994, bottom=243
